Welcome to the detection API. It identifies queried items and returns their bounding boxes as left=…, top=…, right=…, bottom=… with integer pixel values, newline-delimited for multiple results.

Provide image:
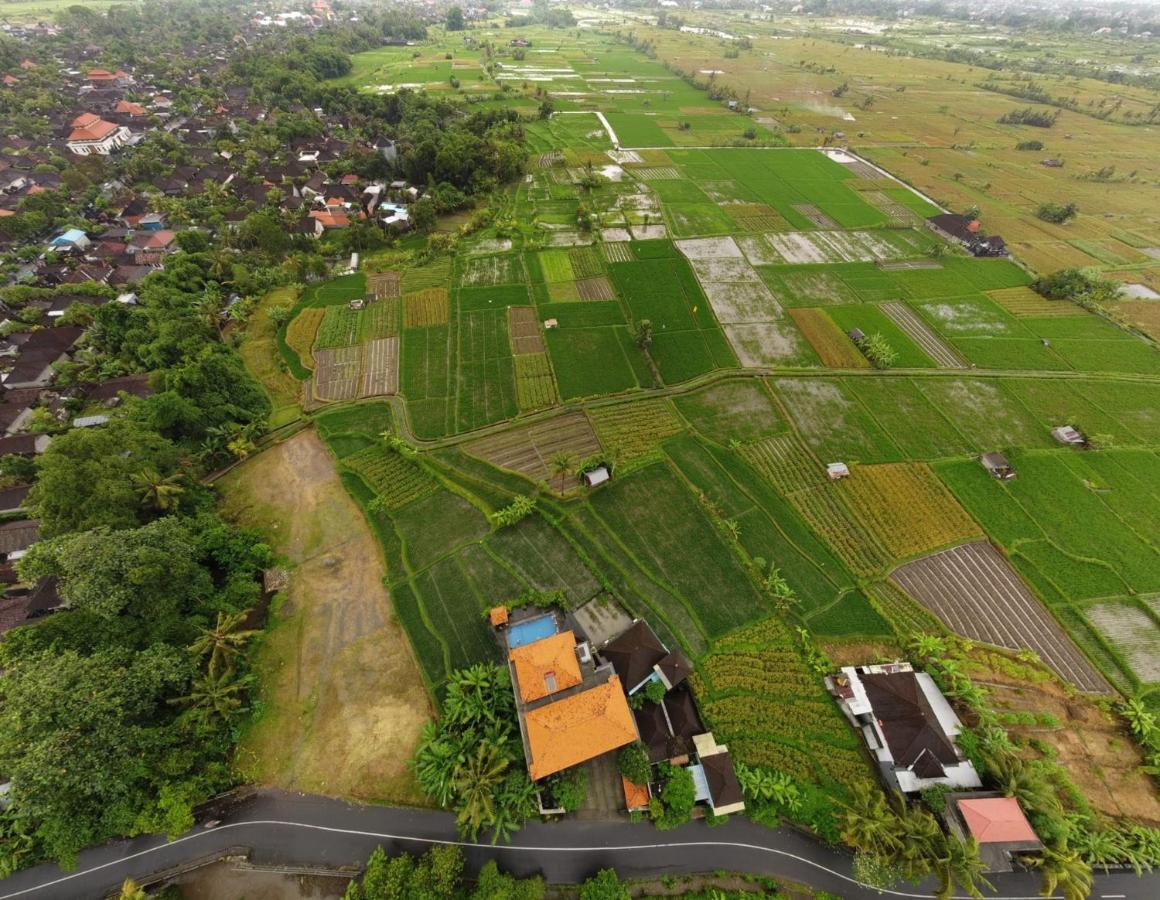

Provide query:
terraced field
left=891, top=542, right=1111, bottom=693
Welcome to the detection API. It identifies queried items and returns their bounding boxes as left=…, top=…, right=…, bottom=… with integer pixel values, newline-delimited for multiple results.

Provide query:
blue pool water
left=507, top=614, right=558, bottom=650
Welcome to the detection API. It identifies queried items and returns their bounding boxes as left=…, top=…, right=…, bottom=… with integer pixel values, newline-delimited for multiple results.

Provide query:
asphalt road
left=0, top=791, right=1153, bottom=900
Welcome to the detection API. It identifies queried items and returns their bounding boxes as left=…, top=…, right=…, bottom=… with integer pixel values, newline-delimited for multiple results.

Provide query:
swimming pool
left=506, top=613, right=558, bottom=650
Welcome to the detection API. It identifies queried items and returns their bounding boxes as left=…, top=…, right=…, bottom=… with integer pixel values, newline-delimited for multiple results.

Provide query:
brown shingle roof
left=861, top=671, right=960, bottom=769
left=602, top=620, right=667, bottom=691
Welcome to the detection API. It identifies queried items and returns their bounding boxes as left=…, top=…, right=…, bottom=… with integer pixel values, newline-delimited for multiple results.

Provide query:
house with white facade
left=66, top=113, right=132, bottom=156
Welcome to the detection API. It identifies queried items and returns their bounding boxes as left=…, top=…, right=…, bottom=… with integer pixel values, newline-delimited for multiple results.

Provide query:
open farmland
left=464, top=411, right=602, bottom=489
left=891, top=542, right=1111, bottom=693
left=836, top=463, right=982, bottom=559
left=228, top=24, right=1160, bottom=849
left=692, top=617, right=874, bottom=798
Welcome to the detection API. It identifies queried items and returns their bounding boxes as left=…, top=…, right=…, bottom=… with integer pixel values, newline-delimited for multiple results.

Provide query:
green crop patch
left=589, top=463, right=767, bottom=639
left=825, top=305, right=936, bottom=368
left=675, top=380, right=787, bottom=444
left=513, top=352, right=559, bottom=411
left=401, top=324, right=452, bottom=439
left=342, top=445, right=438, bottom=510
left=807, top=591, right=893, bottom=638
left=456, top=307, right=518, bottom=431
left=393, top=490, right=490, bottom=573
left=936, top=451, right=1160, bottom=602
left=545, top=326, right=644, bottom=399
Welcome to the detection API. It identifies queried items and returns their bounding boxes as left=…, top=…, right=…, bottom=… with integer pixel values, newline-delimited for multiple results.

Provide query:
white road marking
left=0, top=818, right=1074, bottom=900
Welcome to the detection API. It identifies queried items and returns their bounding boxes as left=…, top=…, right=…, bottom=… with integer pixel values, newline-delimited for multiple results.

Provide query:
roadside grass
left=238, top=286, right=303, bottom=429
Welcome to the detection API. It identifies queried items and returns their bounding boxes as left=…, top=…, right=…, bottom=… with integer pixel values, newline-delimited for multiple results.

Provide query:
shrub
left=492, top=494, right=536, bottom=527
left=618, top=742, right=652, bottom=786
left=1036, top=201, right=1078, bottom=224
left=549, top=767, right=587, bottom=812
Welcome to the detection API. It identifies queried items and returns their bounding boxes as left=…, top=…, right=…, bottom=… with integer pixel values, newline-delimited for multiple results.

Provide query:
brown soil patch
left=576, top=275, right=616, bottom=301
left=223, top=430, right=430, bottom=804
left=819, top=638, right=904, bottom=666
left=508, top=306, right=545, bottom=354
left=968, top=651, right=1160, bottom=826
left=367, top=270, right=401, bottom=300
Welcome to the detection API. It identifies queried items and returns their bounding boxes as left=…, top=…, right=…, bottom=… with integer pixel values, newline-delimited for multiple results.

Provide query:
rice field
left=787, top=308, right=869, bottom=368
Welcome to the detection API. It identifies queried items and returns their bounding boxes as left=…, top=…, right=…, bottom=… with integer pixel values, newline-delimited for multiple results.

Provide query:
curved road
left=0, top=791, right=1153, bottom=900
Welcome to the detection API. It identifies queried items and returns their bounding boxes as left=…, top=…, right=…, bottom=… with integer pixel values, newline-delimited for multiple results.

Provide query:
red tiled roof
left=958, top=797, right=1038, bottom=844
left=114, top=100, right=147, bottom=116
left=68, top=113, right=120, bottom=143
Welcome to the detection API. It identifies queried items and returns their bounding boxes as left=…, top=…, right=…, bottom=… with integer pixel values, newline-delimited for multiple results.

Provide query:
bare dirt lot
left=223, top=430, right=430, bottom=805
left=969, top=651, right=1160, bottom=826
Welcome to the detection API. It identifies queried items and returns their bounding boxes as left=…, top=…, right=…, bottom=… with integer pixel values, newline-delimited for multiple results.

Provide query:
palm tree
left=171, top=667, right=247, bottom=725
left=132, top=467, right=185, bottom=513
left=550, top=451, right=575, bottom=492
left=189, top=609, right=258, bottom=676
left=933, top=837, right=991, bottom=900
left=839, top=781, right=903, bottom=859
left=453, top=744, right=509, bottom=839
left=1073, top=827, right=1132, bottom=874
left=986, top=753, right=1062, bottom=817
left=1025, top=843, right=1093, bottom=900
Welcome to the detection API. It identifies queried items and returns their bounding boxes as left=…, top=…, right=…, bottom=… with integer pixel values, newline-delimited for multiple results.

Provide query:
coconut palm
left=189, top=609, right=258, bottom=676
left=132, top=467, right=185, bottom=513
left=171, top=667, right=247, bottom=725
left=933, top=837, right=991, bottom=900
left=986, top=753, right=1062, bottom=817
left=1024, top=843, right=1093, bottom=900
left=550, top=451, right=575, bottom=492
left=453, top=743, right=509, bottom=839
left=1073, top=827, right=1132, bottom=873
left=839, top=782, right=903, bottom=859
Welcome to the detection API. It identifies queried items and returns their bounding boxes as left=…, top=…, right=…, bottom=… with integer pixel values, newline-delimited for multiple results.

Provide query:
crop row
left=343, top=445, right=438, bottom=510
left=513, top=352, right=560, bottom=411
left=838, top=463, right=981, bottom=559
left=362, top=298, right=400, bottom=340
left=787, top=308, right=868, bottom=369
left=589, top=399, right=683, bottom=468
left=315, top=305, right=363, bottom=350
left=403, top=289, right=450, bottom=328
left=568, top=245, right=604, bottom=279
left=285, top=307, right=324, bottom=370
left=740, top=436, right=825, bottom=494
left=792, top=486, right=890, bottom=576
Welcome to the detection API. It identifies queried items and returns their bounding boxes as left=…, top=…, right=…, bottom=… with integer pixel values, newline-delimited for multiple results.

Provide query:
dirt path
left=222, top=430, right=430, bottom=805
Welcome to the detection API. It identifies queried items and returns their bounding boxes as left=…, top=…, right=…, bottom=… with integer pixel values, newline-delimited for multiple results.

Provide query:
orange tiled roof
left=622, top=775, right=649, bottom=811
left=510, top=630, right=581, bottom=704
left=68, top=114, right=120, bottom=143
left=489, top=606, right=508, bottom=627
left=114, top=100, right=146, bottom=116
left=308, top=209, right=350, bottom=229
left=524, top=676, right=639, bottom=781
